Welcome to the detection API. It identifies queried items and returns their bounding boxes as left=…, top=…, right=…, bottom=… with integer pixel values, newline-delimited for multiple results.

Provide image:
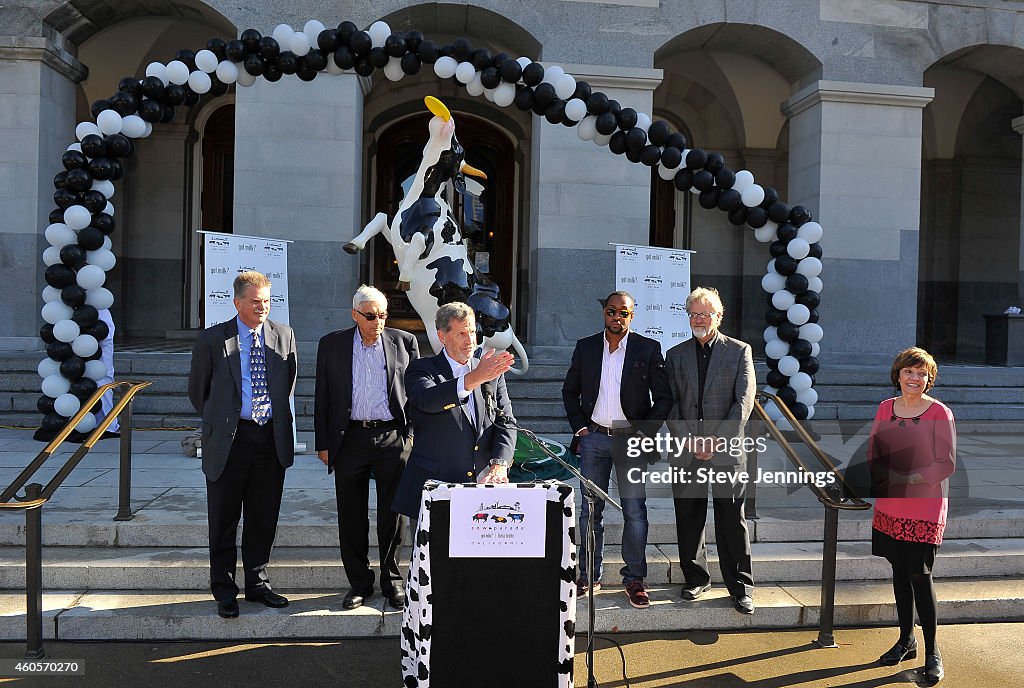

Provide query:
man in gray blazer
left=665, top=287, right=757, bottom=614
left=188, top=271, right=297, bottom=619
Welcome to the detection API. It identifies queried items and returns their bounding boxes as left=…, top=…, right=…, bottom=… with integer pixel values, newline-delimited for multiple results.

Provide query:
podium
left=401, top=480, right=577, bottom=688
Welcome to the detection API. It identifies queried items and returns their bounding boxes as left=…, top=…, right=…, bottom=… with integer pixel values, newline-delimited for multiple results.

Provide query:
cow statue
left=344, top=96, right=529, bottom=374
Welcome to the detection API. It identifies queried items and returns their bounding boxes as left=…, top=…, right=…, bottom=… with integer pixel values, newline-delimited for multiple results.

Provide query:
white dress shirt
left=444, top=349, right=477, bottom=426
left=591, top=332, right=630, bottom=428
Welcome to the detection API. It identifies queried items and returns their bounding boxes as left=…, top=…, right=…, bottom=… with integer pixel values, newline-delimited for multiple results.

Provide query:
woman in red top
left=868, top=347, right=956, bottom=685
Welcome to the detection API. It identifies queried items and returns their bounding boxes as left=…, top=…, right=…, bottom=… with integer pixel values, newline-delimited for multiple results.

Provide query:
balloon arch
left=35, top=18, right=825, bottom=437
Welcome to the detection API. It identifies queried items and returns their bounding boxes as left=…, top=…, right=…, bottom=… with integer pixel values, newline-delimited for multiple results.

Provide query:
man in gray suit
left=188, top=271, right=297, bottom=619
left=665, top=287, right=757, bottom=614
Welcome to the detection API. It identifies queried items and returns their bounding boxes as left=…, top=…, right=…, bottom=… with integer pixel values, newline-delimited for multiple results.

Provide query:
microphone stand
left=493, top=407, right=620, bottom=688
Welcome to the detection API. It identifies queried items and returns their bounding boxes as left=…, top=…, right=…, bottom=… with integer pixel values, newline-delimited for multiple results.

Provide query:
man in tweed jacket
left=665, top=287, right=757, bottom=615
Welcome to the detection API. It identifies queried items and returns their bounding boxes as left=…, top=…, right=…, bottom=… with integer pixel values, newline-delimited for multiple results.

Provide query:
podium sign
left=449, top=486, right=548, bottom=557
left=402, top=481, right=576, bottom=688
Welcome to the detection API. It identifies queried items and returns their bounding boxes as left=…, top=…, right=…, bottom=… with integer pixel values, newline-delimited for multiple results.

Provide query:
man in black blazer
left=314, top=285, right=419, bottom=611
left=188, top=271, right=297, bottom=619
left=392, top=302, right=517, bottom=521
left=562, top=291, right=672, bottom=609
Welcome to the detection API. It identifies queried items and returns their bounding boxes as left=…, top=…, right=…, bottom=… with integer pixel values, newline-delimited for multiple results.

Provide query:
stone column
left=782, top=81, right=933, bottom=365
left=528, top=64, right=662, bottom=359
left=1013, top=115, right=1024, bottom=307
left=233, top=73, right=364, bottom=345
left=0, top=36, right=84, bottom=350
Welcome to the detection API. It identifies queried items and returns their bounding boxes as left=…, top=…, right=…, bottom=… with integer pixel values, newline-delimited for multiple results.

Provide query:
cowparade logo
left=470, top=500, right=525, bottom=525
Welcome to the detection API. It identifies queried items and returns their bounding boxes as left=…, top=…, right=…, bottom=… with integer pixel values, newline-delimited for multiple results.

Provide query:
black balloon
left=790, top=339, right=813, bottom=359
left=65, top=168, right=93, bottom=192
left=244, top=54, right=266, bottom=76
left=41, top=413, right=67, bottom=432
left=118, top=77, right=143, bottom=98
left=715, top=168, right=736, bottom=189
left=162, top=83, right=186, bottom=106
left=727, top=206, right=748, bottom=225
left=81, top=190, right=106, bottom=214
left=47, top=341, right=74, bottom=361
left=760, top=186, right=780, bottom=208
left=225, top=39, right=246, bottom=61
left=608, top=131, right=628, bottom=155
left=80, top=134, right=106, bottom=158
left=791, top=402, right=809, bottom=420
left=544, top=100, right=565, bottom=125
left=666, top=132, right=687, bottom=150
left=640, top=144, right=661, bottom=166
left=59, top=244, right=86, bottom=268
left=37, top=395, right=56, bottom=415
left=400, top=53, right=421, bottom=75
left=595, top=111, right=618, bottom=135
left=160, top=104, right=175, bottom=123
left=141, top=76, right=165, bottom=100
left=62, top=150, right=87, bottom=171
left=480, top=67, right=500, bottom=89
left=717, top=188, right=742, bottom=211
left=349, top=32, right=372, bottom=57
left=797, top=290, right=820, bottom=309
left=278, top=51, right=299, bottom=74
left=777, top=322, right=800, bottom=342
left=786, top=273, right=809, bottom=294
left=91, top=99, right=111, bottom=117
left=354, top=59, right=373, bottom=77
left=777, top=386, right=798, bottom=409
left=770, top=240, right=787, bottom=258
left=338, top=21, right=357, bottom=44
left=522, top=62, right=544, bottom=86
left=499, top=59, right=522, bottom=83
left=72, top=305, right=99, bottom=328
left=692, top=169, right=715, bottom=191
left=800, top=356, right=820, bottom=375
left=184, top=88, right=201, bottom=106
left=138, top=99, right=163, bottom=123
left=513, top=86, right=534, bottom=111
left=91, top=213, right=114, bottom=235
left=625, top=147, right=642, bottom=164
left=60, top=356, right=86, bottom=380
left=70, top=377, right=98, bottom=401
left=673, top=169, right=694, bottom=192
left=45, top=264, right=76, bottom=288
left=77, top=227, right=105, bottom=250
left=789, top=205, right=811, bottom=226
left=368, top=47, right=389, bottom=68
left=774, top=255, right=798, bottom=276
left=316, top=31, right=337, bottom=54
left=333, top=46, right=355, bottom=70
left=766, top=307, right=788, bottom=326
left=685, top=148, right=707, bottom=170
left=417, top=39, right=439, bottom=64
left=296, top=66, right=318, bottom=82
left=625, top=128, right=647, bottom=152
left=49, top=208, right=65, bottom=224
left=808, top=243, right=822, bottom=259
left=40, top=323, right=56, bottom=343
left=777, top=222, right=797, bottom=242
left=704, top=152, right=725, bottom=174
left=768, top=201, right=791, bottom=224
left=207, top=37, right=228, bottom=60
left=256, top=36, right=280, bottom=61
left=109, top=159, right=124, bottom=181
left=87, top=158, right=114, bottom=180
left=452, top=38, right=473, bottom=62
left=53, top=188, right=78, bottom=209
left=471, top=48, right=491, bottom=70
left=746, top=206, right=768, bottom=228
left=85, top=320, right=109, bottom=341
left=660, top=146, right=682, bottom=169
left=533, top=83, right=556, bottom=109
left=647, top=120, right=670, bottom=146
left=586, top=91, right=609, bottom=115
left=304, top=49, right=327, bottom=72
left=807, top=309, right=819, bottom=324
left=175, top=49, right=197, bottom=71
left=61, top=284, right=87, bottom=307
left=571, top=80, right=592, bottom=102
left=698, top=189, right=720, bottom=209
left=767, top=369, right=788, bottom=388
left=616, top=108, right=638, bottom=130
left=405, top=31, right=424, bottom=53
left=54, top=170, right=68, bottom=189
left=109, top=91, right=138, bottom=116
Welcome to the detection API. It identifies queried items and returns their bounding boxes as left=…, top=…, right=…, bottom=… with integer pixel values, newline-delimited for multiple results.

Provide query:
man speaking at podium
left=392, top=302, right=517, bottom=522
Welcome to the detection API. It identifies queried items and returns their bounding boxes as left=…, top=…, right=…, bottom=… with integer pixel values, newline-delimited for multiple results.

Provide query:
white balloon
left=790, top=372, right=813, bottom=392
left=75, top=413, right=98, bottom=433
left=787, top=303, right=811, bottom=326
left=763, top=326, right=778, bottom=342
left=772, top=290, right=796, bottom=310
left=236, top=69, right=257, bottom=87
left=799, top=323, right=824, bottom=343
left=303, top=19, right=327, bottom=46
left=195, top=49, right=219, bottom=73
left=42, top=286, right=62, bottom=303
left=38, top=357, right=61, bottom=379
left=42, top=247, right=61, bottom=266
left=765, top=401, right=783, bottom=422
left=494, top=83, right=516, bottom=107
left=272, top=24, right=294, bottom=46
left=383, top=57, right=405, bottom=81
left=85, top=286, right=115, bottom=310
left=796, top=387, right=818, bottom=407
left=289, top=31, right=312, bottom=56
left=368, top=21, right=391, bottom=48
left=808, top=276, right=824, bottom=293
left=787, top=237, right=810, bottom=260
left=96, top=109, right=123, bottom=135
left=778, top=355, right=801, bottom=377
left=804, top=405, right=816, bottom=420
left=103, top=201, right=115, bottom=216
left=465, top=72, right=485, bottom=96
left=187, top=71, right=212, bottom=94
left=76, top=264, right=106, bottom=290
left=577, top=115, right=597, bottom=141
left=86, top=249, right=116, bottom=271
left=84, top=359, right=108, bottom=381
left=101, top=236, right=112, bottom=251
left=67, top=143, right=83, bottom=153
left=733, top=170, right=755, bottom=192
left=145, top=62, right=168, bottom=85
left=42, top=374, right=71, bottom=398
left=741, top=184, right=765, bottom=208
left=810, top=342, right=821, bottom=357
left=434, top=56, right=458, bottom=79
left=121, top=114, right=147, bottom=138
left=165, top=60, right=190, bottom=85
left=53, top=319, right=80, bottom=343
left=516, top=56, right=531, bottom=69
left=635, top=112, right=651, bottom=131
left=455, top=61, right=476, bottom=84
left=754, top=224, right=777, bottom=243
left=765, top=339, right=790, bottom=360
left=483, top=87, right=497, bottom=103
left=141, top=122, right=153, bottom=137
left=657, top=162, right=678, bottom=181
left=63, top=206, right=91, bottom=230
left=543, top=64, right=564, bottom=84
left=761, top=271, right=786, bottom=293
left=797, top=221, right=823, bottom=244
left=76, top=122, right=101, bottom=141
left=796, top=257, right=823, bottom=278
left=564, top=98, right=587, bottom=122
left=216, top=60, right=239, bottom=84
left=92, top=179, right=115, bottom=199
left=54, top=393, right=81, bottom=418
left=554, top=73, right=576, bottom=100
left=326, top=58, right=344, bottom=75
left=72, top=334, right=99, bottom=358
left=762, top=385, right=778, bottom=397
left=593, top=132, right=612, bottom=146
left=46, top=223, right=77, bottom=247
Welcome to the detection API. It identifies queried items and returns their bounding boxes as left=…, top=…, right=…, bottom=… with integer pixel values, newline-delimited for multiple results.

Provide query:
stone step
left=1, top=577, right=1019, bottom=640
left=0, top=538, right=1019, bottom=591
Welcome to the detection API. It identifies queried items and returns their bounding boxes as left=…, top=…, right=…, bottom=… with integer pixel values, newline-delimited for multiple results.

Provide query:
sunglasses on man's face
left=356, top=310, right=387, bottom=321
left=605, top=308, right=632, bottom=318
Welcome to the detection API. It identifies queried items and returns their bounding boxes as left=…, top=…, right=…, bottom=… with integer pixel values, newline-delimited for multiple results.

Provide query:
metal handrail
left=751, top=391, right=870, bottom=650
left=0, top=379, right=150, bottom=659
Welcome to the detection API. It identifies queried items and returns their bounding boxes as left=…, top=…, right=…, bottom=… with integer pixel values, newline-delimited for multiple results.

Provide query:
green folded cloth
left=509, top=432, right=579, bottom=482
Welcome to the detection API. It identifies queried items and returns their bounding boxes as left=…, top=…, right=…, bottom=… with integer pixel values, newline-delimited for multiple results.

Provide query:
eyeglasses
left=605, top=308, right=632, bottom=318
left=687, top=312, right=717, bottom=321
left=356, top=310, right=387, bottom=321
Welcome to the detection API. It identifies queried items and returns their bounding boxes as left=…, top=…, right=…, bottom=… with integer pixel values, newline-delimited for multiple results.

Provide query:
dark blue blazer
left=391, top=351, right=516, bottom=517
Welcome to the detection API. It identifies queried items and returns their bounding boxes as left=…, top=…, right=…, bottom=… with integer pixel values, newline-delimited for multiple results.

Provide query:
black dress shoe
left=680, top=583, right=711, bottom=601
left=879, top=639, right=918, bottom=665
left=384, top=587, right=407, bottom=610
left=217, top=599, right=239, bottom=619
left=924, top=653, right=943, bottom=684
left=244, top=590, right=289, bottom=608
left=342, top=589, right=373, bottom=610
left=733, top=595, right=755, bottom=614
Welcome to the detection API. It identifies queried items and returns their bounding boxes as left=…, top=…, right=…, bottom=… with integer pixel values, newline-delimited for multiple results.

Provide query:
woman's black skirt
left=872, top=527, right=938, bottom=575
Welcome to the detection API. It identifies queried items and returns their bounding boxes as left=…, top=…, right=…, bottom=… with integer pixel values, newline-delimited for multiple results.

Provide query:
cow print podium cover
left=35, top=17, right=825, bottom=436
left=402, top=480, right=576, bottom=688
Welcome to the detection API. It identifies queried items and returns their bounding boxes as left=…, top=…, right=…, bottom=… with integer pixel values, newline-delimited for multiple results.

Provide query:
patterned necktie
left=249, top=329, right=270, bottom=425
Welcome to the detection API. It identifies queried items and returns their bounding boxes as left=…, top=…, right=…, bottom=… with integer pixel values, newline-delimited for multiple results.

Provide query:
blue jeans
left=577, top=431, right=648, bottom=584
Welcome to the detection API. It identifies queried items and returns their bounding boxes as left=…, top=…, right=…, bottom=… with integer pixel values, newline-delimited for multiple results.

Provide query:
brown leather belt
left=351, top=419, right=398, bottom=429
left=589, top=422, right=634, bottom=437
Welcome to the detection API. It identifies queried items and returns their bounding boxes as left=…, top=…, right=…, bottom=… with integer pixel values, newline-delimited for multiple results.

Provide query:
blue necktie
left=250, top=329, right=270, bottom=425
